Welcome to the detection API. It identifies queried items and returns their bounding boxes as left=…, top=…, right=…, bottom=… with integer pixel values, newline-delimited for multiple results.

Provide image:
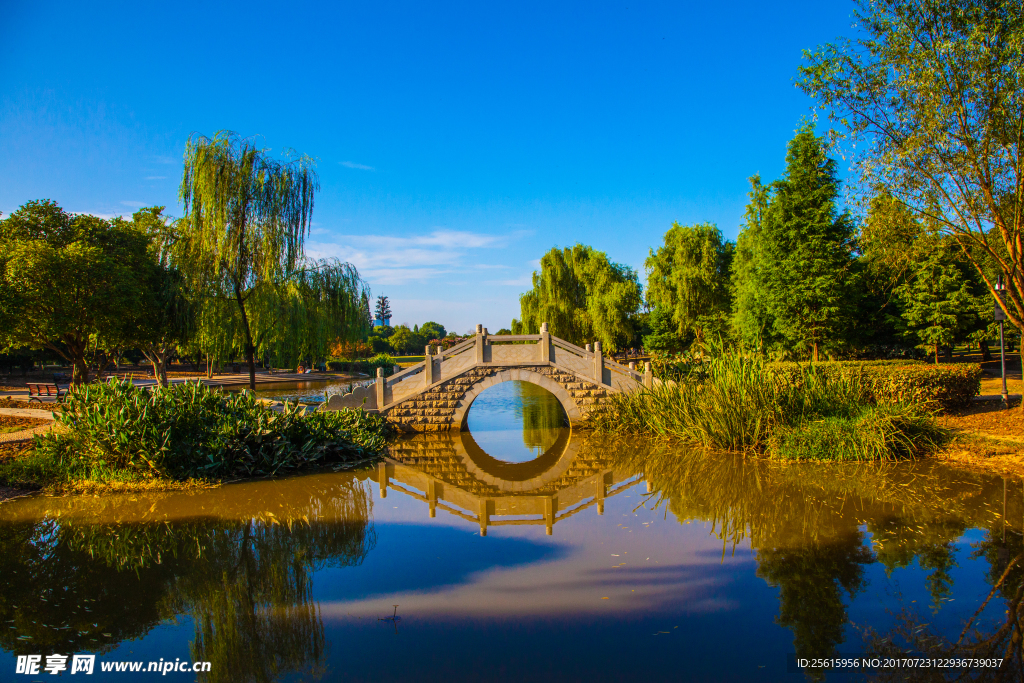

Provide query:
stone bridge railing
left=323, top=323, right=654, bottom=420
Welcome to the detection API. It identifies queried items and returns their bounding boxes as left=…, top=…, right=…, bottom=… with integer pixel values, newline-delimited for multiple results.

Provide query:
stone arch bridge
left=323, top=324, right=654, bottom=432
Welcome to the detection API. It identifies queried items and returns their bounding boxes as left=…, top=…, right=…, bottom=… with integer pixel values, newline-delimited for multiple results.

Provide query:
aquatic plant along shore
left=0, top=378, right=391, bottom=493
left=596, top=354, right=962, bottom=461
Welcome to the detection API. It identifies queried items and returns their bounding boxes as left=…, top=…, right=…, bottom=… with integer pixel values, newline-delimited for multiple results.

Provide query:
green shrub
left=22, top=378, right=391, bottom=484
left=327, top=353, right=397, bottom=377
left=768, top=404, right=947, bottom=461
left=769, top=361, right=981, bottom=411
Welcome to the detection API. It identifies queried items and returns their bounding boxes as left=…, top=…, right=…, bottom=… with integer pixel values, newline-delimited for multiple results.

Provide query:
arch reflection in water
left=464, top=380, right=569, bottom=463
left=383, top=432, right=638, bottom=535
left=0, top=475, right=375, bottom=683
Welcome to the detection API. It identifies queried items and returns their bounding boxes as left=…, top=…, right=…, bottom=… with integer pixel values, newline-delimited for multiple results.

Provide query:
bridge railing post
left=594, top=341, right=605, bottom=385
left=376, top=367, right=386, bottom=407
left=644, top=361, right=653, bottom=389
left=475, top=324, right=485, bottom=363
left=424, top=345, right=434, bottom=386
left=540, top=322, right=550, bottom=362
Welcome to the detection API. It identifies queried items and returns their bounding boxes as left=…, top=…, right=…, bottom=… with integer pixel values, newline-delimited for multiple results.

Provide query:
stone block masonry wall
left=384, top=364, right=611, bottom=432
left=389, top=433, right=615, bottom=496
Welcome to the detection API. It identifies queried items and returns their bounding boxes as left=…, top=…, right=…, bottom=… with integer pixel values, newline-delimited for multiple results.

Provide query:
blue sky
left=0, top=1, right=857, bottom=334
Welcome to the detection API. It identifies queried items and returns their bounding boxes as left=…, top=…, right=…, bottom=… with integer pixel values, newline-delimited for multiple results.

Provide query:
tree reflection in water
left=517, top=381, right=569, bottom=454
left=0, top=474, right=375, bottom=682
left=605, top=436, right=1021, bottom=678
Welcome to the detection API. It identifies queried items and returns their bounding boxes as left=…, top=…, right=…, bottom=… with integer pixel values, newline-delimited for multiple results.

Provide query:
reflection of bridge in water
left=378, top=431, right=640, bottom=536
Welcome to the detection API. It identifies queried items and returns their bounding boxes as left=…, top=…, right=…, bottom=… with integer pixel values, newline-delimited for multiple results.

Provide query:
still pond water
left=1, top=381, right=1022, bottom=681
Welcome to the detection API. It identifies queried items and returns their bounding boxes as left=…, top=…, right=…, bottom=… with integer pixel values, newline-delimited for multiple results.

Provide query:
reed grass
left=596, top=354, right=947, bottom=461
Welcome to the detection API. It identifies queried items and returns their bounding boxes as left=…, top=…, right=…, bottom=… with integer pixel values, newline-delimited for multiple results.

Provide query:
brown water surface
left=0, top=385, right=1022, bottom=681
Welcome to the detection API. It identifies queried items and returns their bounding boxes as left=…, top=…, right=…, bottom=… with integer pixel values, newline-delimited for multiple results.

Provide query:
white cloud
left=307, top=229, right=519, bottom=286
left=339, top=160, right=375, bottom=171
left=487, top=274, right=533, bottom=287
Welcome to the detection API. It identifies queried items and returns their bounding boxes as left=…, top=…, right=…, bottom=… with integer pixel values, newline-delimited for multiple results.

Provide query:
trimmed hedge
left=769, top=361, right=981, bottom=412
left=327, top=353, right=397, bottom=377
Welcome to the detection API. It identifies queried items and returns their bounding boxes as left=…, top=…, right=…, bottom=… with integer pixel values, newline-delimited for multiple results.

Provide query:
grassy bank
left=596, top=355, right=956, bottom=461
left=0, top=378, right=392, bottom=493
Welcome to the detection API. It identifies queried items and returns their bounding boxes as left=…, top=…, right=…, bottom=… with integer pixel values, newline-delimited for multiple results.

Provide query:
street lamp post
left=995, top=275, right=1008, bottom=408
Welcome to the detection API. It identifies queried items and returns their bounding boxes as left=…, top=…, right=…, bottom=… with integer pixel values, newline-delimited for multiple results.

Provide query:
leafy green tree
left=177, top=131, right=369, bottom=389
left=511, top=244, right=642, bottom=352
left=645, top=222, right=733, bottom=350
left=737, top=126, right=856, bottom=361
left=896, top=239, right=985, bottom=363
left=388, top=325, right=426, bottom=354
left=799, top=0, right=1024, bottom=335
left=367, top=336, right=392, bottom=354
left=419, top=321, right=446, bottom=341
left=642, top=306, right=688, bottom=355
left=0, top=201, right=149, bottom=384
left=115, top=207, right=196, bottom=386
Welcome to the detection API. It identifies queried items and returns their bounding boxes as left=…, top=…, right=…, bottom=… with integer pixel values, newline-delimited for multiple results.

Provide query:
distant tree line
left=0, top=132, right=371, bottom=388
left=513, top=0, right=1022, bottom=363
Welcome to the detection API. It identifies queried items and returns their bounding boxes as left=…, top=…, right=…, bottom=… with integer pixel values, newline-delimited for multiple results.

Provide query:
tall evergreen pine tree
left=738, top=124, right=855, bottom=361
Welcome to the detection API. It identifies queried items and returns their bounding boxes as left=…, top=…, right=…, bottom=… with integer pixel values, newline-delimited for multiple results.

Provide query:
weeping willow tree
left=177, top=131, right=369, bottom=389
left=245, top=259, right=368, bottom=369
left=645, top=222, right=734, bottom=350
left=511, top=244, right=641, bottom=352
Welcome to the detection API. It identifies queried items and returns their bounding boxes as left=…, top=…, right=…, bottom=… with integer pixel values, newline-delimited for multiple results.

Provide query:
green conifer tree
left=760, top=125, right=856, bottom=361
left=731, top=175, right=775, bottom=351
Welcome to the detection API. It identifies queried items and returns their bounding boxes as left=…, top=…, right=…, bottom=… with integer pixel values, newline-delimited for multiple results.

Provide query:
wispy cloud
left=120, top=201, right=146, bottom=208
left=487, top=274, right=533, bottom=287
left=339, top=160, right=375, bottom=171
left=307, top=229, right=520, bottom=285
left=145, top=176, right=167, bottom=180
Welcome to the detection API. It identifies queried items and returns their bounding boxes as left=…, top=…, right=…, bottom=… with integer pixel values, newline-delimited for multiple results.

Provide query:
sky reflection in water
left=464, top=380, right=569, bottom=463
left=0, top=388, right=1021, bottom=682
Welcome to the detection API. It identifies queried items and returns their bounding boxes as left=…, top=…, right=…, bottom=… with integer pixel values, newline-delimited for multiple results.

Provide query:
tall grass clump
left=1, top=378, right=391, bottom=490
left=597, top=354, right=947, bottom=461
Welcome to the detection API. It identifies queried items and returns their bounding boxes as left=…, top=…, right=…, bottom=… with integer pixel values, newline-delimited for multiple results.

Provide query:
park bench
left=26, top=382, right=66, bottom=403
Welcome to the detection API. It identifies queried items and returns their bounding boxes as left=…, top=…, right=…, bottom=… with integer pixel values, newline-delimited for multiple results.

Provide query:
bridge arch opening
left=451, top=368, right=583, bottom=436
left=463, top=380, right=569, bottom=464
